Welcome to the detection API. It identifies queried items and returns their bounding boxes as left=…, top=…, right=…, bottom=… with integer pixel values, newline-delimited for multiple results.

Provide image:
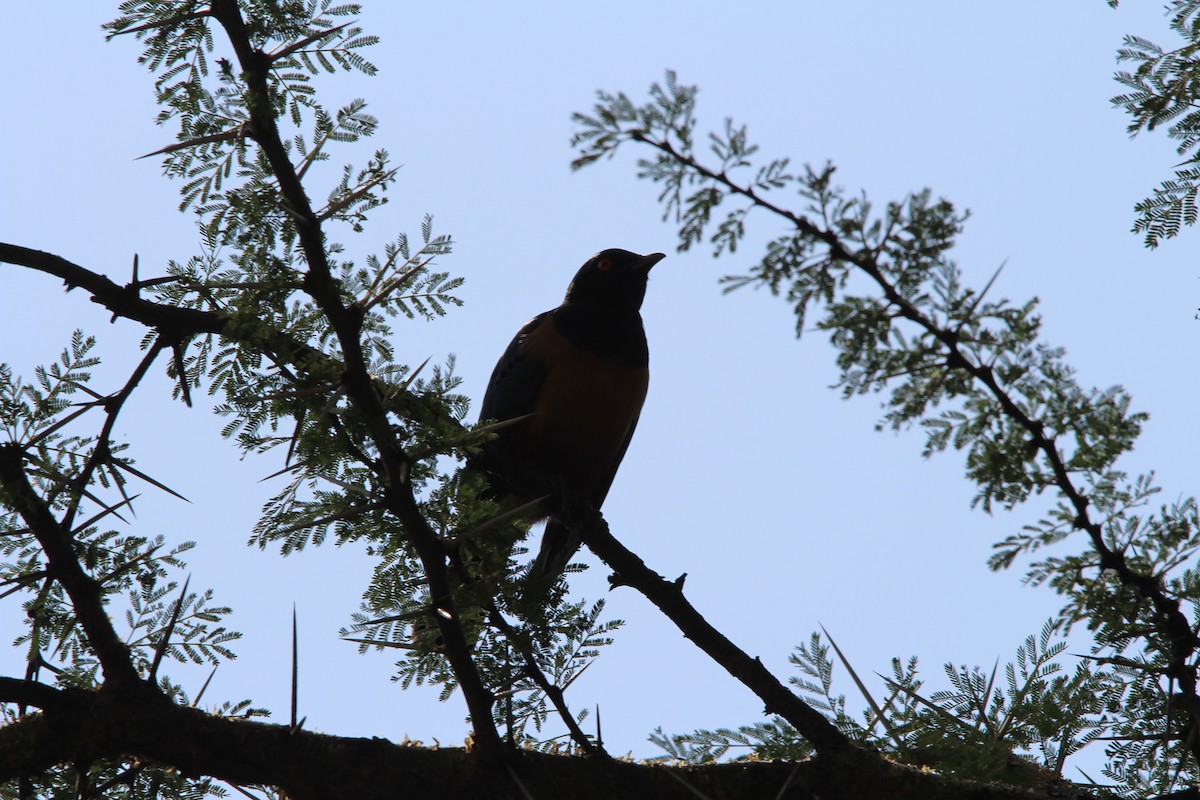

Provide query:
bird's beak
left=637, top=252, right=666, bottom=273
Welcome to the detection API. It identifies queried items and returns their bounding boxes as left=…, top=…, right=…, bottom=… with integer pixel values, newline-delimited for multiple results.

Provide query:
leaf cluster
left=98, top=0, right=619, bottom=764
left=573, top=71, right=1200, bottom=795
left=1111, top=0, right=1200, bottom=245
left=657, top=624, right=1137, bottom=793
left=3, top=3, right=629, bottom=795
left=0, top=345, right=257, bottom=798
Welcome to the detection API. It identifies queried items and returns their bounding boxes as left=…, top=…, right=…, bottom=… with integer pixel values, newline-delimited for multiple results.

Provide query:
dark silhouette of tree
left=0, top=3, right=1194, bottom=798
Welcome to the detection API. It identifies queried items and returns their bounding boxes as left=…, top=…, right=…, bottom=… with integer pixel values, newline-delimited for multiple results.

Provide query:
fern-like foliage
left=1111, top=0, right=1200, bottom=245
left=0, top=340, right=257, bottom=800
left=575, top=70, right=1199, bottom=796
left=657, top=625, right=1134, bottom=792
left=100, top=2, right=623, bottom=764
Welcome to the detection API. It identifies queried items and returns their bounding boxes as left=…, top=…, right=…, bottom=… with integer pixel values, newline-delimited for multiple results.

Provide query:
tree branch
left=60, top=339, right=165, bottom=532
left=0, top=678, right=70, bottom=710
left=569, top=508, right=851, bottom=756
left=206, top=0, right=502, bottom=760
left=0, top=679, right=1095, bottom=800
left=633, top=130, right=1200, bottom=764
left=0, top=244, right=224, bottom=338
left=0, top=244, right=370, bottom=408
left=0, top=446, right=140, bottom=687
left=484, top=600, right=604, bottom=757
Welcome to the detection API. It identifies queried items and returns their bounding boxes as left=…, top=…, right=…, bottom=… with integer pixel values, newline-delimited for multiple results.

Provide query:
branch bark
left=0, top=678, right=72, bottom=710
left=0, top=243, right=224, bottom=338
left=0, top=680, right=1096, bottom=800
left=572, top=510, right=850, bottom=756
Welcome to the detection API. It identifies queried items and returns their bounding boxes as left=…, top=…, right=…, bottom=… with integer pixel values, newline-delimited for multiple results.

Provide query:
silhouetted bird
left=478, top=248, right=664, bottom=579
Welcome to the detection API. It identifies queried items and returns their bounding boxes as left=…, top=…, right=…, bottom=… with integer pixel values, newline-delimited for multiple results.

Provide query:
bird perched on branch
left=478, top=248, right=665, bottom=580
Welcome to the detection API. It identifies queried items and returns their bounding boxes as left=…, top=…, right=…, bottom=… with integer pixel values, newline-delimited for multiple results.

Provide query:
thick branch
left=0, top=244, right=223, bottom=338
left=0, top=678, right=70, bottom=710
left=0, top=680, right=1095, bottom=800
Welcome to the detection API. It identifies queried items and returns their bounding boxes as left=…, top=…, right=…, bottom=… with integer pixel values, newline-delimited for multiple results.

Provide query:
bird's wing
left=479, top=311, right=552, bottom=429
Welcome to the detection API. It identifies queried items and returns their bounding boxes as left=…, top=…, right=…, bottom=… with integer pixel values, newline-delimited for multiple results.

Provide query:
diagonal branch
left=568, top=506, right=851, bottom=756
left=0, top=244, right=224, bottom=338
left=0, top=446, right=140, bottom=687
left=631, top=130, right=1200, bottom=764
left=62, top=339, right=165, bottom=532
left=267, top=21, right=353, bottom=64
left=207, top=0, right=501, bottom=760
left=484, top=600, right=604, bottom=757
left=0, top=245, right=456, bottom=435
left=107, top=7, right=212, bottom=37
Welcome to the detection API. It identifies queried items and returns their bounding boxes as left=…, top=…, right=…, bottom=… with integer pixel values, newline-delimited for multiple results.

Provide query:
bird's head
left=563, top=249, right=666, bottom=311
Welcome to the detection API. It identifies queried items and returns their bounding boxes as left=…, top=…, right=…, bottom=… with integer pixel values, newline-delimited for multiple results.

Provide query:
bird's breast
left=519, top=316, right=648, bottom=496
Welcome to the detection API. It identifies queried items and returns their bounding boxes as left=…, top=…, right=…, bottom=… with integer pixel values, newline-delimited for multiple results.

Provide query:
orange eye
left=597, top=259, right=612, bottom=271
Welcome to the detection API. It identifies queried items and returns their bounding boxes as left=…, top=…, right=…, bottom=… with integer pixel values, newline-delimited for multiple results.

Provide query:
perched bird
left=478, top=248, right=665, bottom=580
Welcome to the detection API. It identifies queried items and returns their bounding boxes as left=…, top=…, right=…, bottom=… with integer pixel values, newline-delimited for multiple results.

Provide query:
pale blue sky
left=1, top=2, right=1196, bottom=769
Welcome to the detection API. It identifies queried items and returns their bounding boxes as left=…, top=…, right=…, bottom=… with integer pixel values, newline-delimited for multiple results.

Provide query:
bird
left=477, top=248, right=665, bottom=581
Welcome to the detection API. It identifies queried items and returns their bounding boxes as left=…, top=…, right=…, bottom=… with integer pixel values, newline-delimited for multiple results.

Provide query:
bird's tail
left=530, top=517, right=581, bottom=581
